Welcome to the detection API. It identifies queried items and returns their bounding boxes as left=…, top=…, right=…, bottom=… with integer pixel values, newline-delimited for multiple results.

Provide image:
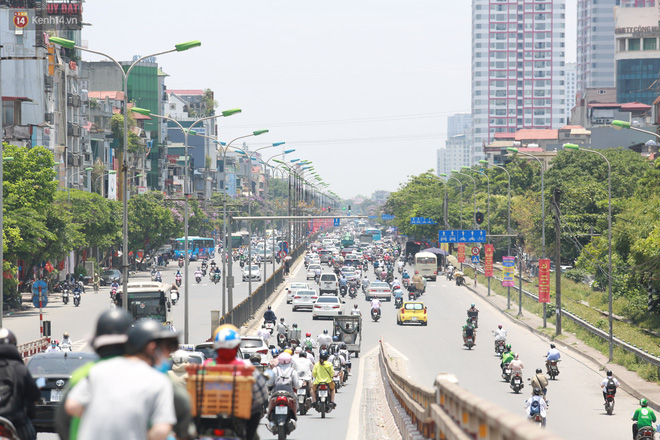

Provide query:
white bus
left=122, top=282, right=175, bottom=325
left=415, top=252, right=438, bottom=281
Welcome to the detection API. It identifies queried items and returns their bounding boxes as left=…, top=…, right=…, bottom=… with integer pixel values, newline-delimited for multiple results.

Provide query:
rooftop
left=515, top=129, right=558, bottom=141
left=166, top=89, right=204, bottom=96
left=88, top=91, right=124, bottom=101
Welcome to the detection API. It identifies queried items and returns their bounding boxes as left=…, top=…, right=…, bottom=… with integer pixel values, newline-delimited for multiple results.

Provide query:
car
left=319, top=250, right=332, bottom=263
left=292, top=289, right=319, bottom=311
left=340, top=267, right=359, bottom=283
left=27, top=351, right=99, bottom=432
left=319, top=273, right=339, bottom=295
left=195, top=342, right=244, bottom=361
left=397, top=301, right=428, bottom=325
left=100, top=269, right=122, bottom=286
left=239, top=336, right=272, bottom=366
left=307, top=264, right=322, bottom=280
left=366, top=281, right=392, bottom=301
left=242, top=264, right=261, bottom=281
left=312, top=296, right=345, bottom=319
left=286, top=282, right=312, bottom=303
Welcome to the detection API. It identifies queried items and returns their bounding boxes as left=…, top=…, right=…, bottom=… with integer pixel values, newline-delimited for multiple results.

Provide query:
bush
left=564, top=268, right=588, bottom=284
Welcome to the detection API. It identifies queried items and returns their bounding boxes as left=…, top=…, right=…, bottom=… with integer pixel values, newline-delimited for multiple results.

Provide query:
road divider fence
left=18, top=337, right=50, bottom=360
left=379, top=338, right=563, bottom=440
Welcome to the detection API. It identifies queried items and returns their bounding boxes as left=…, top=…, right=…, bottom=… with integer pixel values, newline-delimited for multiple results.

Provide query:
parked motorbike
left=394, top=296, right=403, bottom=309
left=547, top=359, right=560, bottom=380
left=502, top=363, right=512, bottom=382
left=62, top=289, right=69, bottom=305
left=494, top=339, right=506, bottom=355
left=73, top=290, right=81, bottom=307
left=371, top=308, right=381, bottom=322
left=297, top=381, right=312, bottom=416
left=267, top=390, right=297, bottom=440
left=510, top=373, right=524, bottom=393
left=315, top=383, right=334, bottom=418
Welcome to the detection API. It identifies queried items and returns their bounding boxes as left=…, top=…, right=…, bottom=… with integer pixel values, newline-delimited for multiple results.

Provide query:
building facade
left=447, top=113, right=472, bottom=137
left=565, top=62, right=577, bottom=119
left=576, top=0, right=616, bottom=96
left=472, top=0, right=567, bottom=161
left=614, top=5, right=660, bottom=105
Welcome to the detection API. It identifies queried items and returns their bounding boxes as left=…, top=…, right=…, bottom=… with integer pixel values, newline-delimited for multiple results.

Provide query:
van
left=319, top=273, right=339, bottom=295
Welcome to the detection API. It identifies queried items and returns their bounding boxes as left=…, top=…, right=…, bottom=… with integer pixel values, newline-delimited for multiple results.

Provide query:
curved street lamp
left=440, top=173, right=463, bottom=228
left=452, top=169, right=477, bottom=228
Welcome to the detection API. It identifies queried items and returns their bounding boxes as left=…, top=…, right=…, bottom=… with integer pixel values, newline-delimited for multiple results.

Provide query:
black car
left=27, top=351, right=99, bottom=432
left=100, top=269, right=122, bottom=286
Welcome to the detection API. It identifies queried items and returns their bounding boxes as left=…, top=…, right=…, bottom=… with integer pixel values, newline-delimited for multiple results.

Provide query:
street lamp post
left=66, top=167, right=94, bottom=201
left=435, top=176, right=450, bottom=229
left=452, top=169, right=477, bottom=228
left=612, top=120, right=660, bottom=141
left=441, top=173, right=463, bottom=228
left=49, top=37, right=202, bottom=318
left=488, top=161, right=512, bottom=308
left=132, top=107, right=242, bottom=343
left=564, top=143, right=614, bottom=361
left=477, top=161, right=491, bottom=235
left=507, top=147, right=545, bottom=322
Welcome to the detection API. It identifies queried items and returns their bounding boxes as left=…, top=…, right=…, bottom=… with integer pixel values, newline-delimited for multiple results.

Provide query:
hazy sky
left=82, top=0, right=577, bottom=199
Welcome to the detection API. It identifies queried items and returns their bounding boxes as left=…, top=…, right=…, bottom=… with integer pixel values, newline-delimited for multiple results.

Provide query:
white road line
left=346, top=345, right=378, bottom=440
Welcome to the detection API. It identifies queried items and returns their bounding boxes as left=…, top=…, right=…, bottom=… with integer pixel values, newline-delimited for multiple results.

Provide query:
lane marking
left=346, top=345, right=379, bottom=440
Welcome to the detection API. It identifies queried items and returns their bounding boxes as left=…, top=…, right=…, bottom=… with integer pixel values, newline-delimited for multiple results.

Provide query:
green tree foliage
left=128, top=191, right=180, bottom=263
left=67, top=189, right=121, bottom=252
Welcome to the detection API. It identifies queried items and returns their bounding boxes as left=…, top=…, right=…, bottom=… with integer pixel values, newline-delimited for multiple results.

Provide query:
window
left=629, top=38, right=640, bottom=51
left=643, top=38, right=657, bottom=51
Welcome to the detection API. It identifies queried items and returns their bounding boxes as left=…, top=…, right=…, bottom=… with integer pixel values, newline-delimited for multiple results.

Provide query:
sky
left=82, top=0, right=577, bottom=200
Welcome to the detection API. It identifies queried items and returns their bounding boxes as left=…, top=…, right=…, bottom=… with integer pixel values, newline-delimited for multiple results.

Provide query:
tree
left=67, top=189, right=122, bottom=254
left=128, top=191, right=181, bottom=264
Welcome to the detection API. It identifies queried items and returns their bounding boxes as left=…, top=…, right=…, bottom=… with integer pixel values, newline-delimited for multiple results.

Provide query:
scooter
left=348, top=285, right=357, bottom=299
left=73, top=289, right=81, bottom=307
left=371, top=308, right=381, bottom=322
left=212, top=273, right=221, bottom=284
left=494, top=339, right=506, bottom=355
left=510, top=373, right=524, bottom=393
left=267, top=390, right=297, bottom=440
left=394, top=296, right=403, bottom=309
left=547, top=359, right=560, bottom=380
left=297, top=380, right=312, bottom=416
left=0, top=416, right=20, bottom=440
left=175, top=276, right=182, bottom=287
left=178, top=258, right=184, bottom=268
left=339, top=285, right=347, bottom=297
left=277, top=333, right=288, bottom=349
left=636, top=426, right=654, bottom=440
left=62, top=289, right=69, bottom=305
left=455, top=275, right=465, bottom=286
left=195, top=275, right=202, bottom=283
left=315, top=383, right=334, bottom=418
left=464, top=334, right=475, bottom=350
left=502, top=363, right=512, bottom=382
left=604, top=391, right=615, bottom=415
left=264, top=321, right=276, bottom=335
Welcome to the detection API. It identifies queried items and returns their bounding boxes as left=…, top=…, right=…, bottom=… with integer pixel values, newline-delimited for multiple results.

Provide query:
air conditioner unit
left=44, top=76, right=54, bottom=91
left=67, top=95, right=81, bottom=108
left=45, top=113, right=54, bottom=124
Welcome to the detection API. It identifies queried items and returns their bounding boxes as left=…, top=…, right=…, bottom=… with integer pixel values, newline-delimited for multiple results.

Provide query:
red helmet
left=306, top=332, right=311, bottom=337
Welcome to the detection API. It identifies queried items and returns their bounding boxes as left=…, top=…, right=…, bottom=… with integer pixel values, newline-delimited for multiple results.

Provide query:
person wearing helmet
left=530, top=368, right=549, bottom=397
left=0, top=328, right=41, bottom=440
left=317, top=329, right=332, bottom=348
left=510, top=353, right=524, bottom=376
left=545, top=344, right=561, bottom=374
left=263, top=306, right=276, bottom=323
left=351, top=303, right=362, bottom=316
left=462, top=318, right=476, bottom=346
left=266, top=351, right=301, bottom=430
left=61, top=332, right=73, bottom=351
left=501, top=345, right=515, bottom=371
left=632, top=398, right=656, bottom=439
left=312, top=350, right=336, bottom=409
left=208, top=325, right=268, bottom=440
left=600, top=370, right=620, bottom=403
left=65, top=318, right=179, bottom=440
left=46, top=339, right=62, bottom=352
left=257, top=324, right=271, bottom=343
left=303, top=332, right=317, bottom=352
left=168, top=350, right=190, bottom=387
left=524, top=387, right=548, bottom=426
left=292, top=350, right=314, bottom=398
left=391, top=277, right=400, bottom=290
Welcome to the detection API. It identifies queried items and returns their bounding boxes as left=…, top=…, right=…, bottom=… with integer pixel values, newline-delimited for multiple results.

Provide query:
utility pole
left=553, top=188, right=562, bottom=335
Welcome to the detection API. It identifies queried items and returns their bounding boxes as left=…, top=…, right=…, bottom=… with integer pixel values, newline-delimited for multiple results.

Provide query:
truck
left=333, top=315, right=361, bottom=357
left=340, top=234, right=354, bottom=248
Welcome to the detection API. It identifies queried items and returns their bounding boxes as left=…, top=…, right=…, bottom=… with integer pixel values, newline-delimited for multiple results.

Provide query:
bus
left=365, top=228, right=381, bottom=242
left=357, top=221, right=367, bottom=231
left=415, top=251, right=438, bottom=281
left=230, top=231, right=250, bottom=248
left=173, top=236, right=216, bottom=260
left=123, top=282, right=174, bottom=324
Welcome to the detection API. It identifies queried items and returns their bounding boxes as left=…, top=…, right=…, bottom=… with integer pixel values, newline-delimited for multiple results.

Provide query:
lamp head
left=611, top=120, right=630, bottom=130
left=130, top=107, right=151, bottom=116
left=283, top=149, right=295, bottom=154
left=506, top=147, right=519, bottom=153
left=479, top=160, right=488, bottom=165
left=439, top=173, right=447, bottom=177
left=461, top=166, right=470, bottom=170
left=220, top=108, right=242, bottom=117
left=272, top=142, right=285, bottom=147
left=252, top=129, right=269, bottom=136
left=290, top=159, right=300, bottom=162
left=563, top=143, right=580, bottom=151
left=450, top=170, right=459, bottom=173
left=184, top=128, right=198, bottom=136
left=175, top=40, right=202, bottom=52
left=49, top=36, right=75, bottom=49
left=273, top=159, right=284, bottom=164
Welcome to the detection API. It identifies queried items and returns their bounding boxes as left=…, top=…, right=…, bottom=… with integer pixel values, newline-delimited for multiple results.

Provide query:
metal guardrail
left=465, top=264, right=660, bottom=370
left=18, top=337, right=50, bottom=360
left=379, top=338, right=564, bottom=440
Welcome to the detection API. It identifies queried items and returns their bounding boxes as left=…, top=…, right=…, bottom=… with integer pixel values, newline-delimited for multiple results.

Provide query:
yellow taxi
left=396, top=301, right=427, bottom=326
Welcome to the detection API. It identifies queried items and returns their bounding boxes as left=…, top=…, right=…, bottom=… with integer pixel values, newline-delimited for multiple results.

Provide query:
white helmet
left=171, top=349, right=190, bottom=364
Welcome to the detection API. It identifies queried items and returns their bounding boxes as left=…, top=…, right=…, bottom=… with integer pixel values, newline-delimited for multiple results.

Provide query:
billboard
left=502, top=256, right=515, bottom=287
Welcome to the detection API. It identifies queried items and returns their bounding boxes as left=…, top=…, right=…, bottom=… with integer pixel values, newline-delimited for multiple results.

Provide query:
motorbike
left=314, top=274, right=320, bottom=284
left=62, top=289, right=69, bottom=305
left=547, top=359, right=560, bottom=380
left=529, top=412, right=544, bottom=428
left=332, top=362, right=343, bottom=391
left=315, top=383, right=334, bottom=418
left=394, top=296, right=403, bottom=309
left=239, top=260, right=245, bottom=269
left=464, top=334, right=475, bottom=350
left=297, top=380, right=312, bottom=416
left=402, top=278, right=410, bottom=288
left=636, top=426, right=654, bottom=440
left=371, top=308, right=381, bottom=322
left=73, top=290, right=81, bottom=307
left=455, top=274, right=465, bottom=286
left=339, top=285, right=347, bottom=297
left=170, top=289, right=179, bottom=306
left=0, top=416, right=20, bottom=440
left=407, top=286, right=418, bottom=301
left=150, top=268, right=157, bottom=281
left=60, top=341, right=73, bottom=351
left=502, top=363, right=512, bottom=382
left=467, top=311, right=478, bottom=328
left=348, top=285, right=357, bottom=299
left=175, top=276, right=182, bottom=287
left=494, top=339, right=506, bottom=355
left=277, top=333, right=288, bottom=349
left=510, top=373, right=524, bottom=393
left=604, top=391, right=615, bottom=415
left=195, top=275, right=202, bottom=283
left=213, top=273, right=221, bottom=284
left=265, top=320, right=276, bottom=335
left=267, top=390, right=297, bottom=440
left=178, top=258, right=184, bottom=268
left=363, top=262, right=368, bottom=271
left=201, top=268, right=207, bottom=277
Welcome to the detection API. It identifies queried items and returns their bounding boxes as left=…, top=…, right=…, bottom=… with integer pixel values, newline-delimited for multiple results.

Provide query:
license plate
left=319, top=390, right=328, bottom=397
left=50, top=389, right=62, bottom=402
left=297, top=389, right=306, bottom=395
left=411, top=317, right=418, bottom=321
left=275, top=406, right=288, bottom=415
left=323, top=307, right=330, bottom=310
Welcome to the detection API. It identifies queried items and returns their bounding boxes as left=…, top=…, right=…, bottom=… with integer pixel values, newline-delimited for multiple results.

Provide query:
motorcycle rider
left=312, top=350, right=336, bottom=409
left=303, top=333, right=317, bottom=352
left=317, top=329, right=332, bottom=349
left=510, top=353, right=525, bottom=382
left=258, top=325, right=271, bottom=343
left=391, top=277, right=401, bottom=291
left=338, top=342, right=352, bottom=376
left=530, top=368, right=549, bottom=397
left=402, top=269, right=410, bottom=283
left=524, top=387, right=548, bottom=427
left=467, top=303, right=479, bottom=325
left=370, top=297, right=382, bottom=318
left=545, top=343, right=561, bottom=374
left=263, top=306, right=277, bottom=323
left=600, top=370, right=620, bottom=403
left=266, top=351, right=301, bottom=424
left=632, top=398, right=656, bottom=439
left=292, top=350, right=314, bottom=399
left=61, top=332, right=73, bottom=351
left=0, top=328, right=41, bottom=440
left=362, top=276, right=370, bottom=292
left=501, top=344, right=514, bottom=370
left=45, top=339, right=62, bottom=352
left=351, top=304, right=362, bottom=316
left=194, top=267, right=203, bottom=281
left=411, top=272, right=424, bottom=294
left=314, top=267, right=322, bottom=283
left=339, top=274, right=347, bottom=292
left=462, top=319, right=476, bottom=346
left=492, top=324, right=507, bottom=349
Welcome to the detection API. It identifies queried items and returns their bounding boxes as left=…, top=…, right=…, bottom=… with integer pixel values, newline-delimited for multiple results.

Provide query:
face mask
left=152, top=347, right=172, bottom=373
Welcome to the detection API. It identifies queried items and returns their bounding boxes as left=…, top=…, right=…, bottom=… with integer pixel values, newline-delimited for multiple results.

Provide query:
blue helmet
left=212, top=324, right=241, bottom=350
left=271, top=348, right=281, bottom=357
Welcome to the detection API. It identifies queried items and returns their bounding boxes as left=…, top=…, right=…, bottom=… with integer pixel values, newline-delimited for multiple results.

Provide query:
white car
left=292, top=289, right=319, bottom=311
left=242, top=264, right=261, bottom=281
left=312, top=296, right=345, bottom=319
left=307, top=264, right=322, bottom=280
left=319, top=273, right=339, bottom=295
left=366, top=281, right=392, bottom=301
left=286, top=282, right=312, bottom=304
left=239, top=336, right=272, bottom=366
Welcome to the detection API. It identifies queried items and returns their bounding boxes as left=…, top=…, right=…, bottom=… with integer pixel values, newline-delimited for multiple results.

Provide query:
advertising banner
left=484, top=244, right=494, bottom=277
left=457, top=243, right=465, bottom=263
left=538, top=258, right=551, bottom=303
left=107, top=172, right=117, bottom=201
left=502, top=256, right=515, bottom=287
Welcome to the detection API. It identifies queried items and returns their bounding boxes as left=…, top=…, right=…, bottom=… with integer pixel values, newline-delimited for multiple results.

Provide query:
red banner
left=538, top=258, right=551, bottom=303
left=484, top=244, right=494, bottom=277
left=457, top=243, right=465, bottom=263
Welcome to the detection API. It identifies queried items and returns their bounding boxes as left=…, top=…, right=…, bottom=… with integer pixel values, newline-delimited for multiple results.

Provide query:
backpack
left=275, top=367, right=294, bottom=388
left=529, top=398, right=540, bottom=415
left=606, top=378, right=617, bottom=393
left=465, top=326, right=474, bottom=337
left=0, top=360, right=19, bottom=420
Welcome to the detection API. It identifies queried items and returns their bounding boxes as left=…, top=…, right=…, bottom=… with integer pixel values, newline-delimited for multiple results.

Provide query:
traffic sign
left=278, top=250, right=287, bottom=259
left=471, top=246, right=480, bottom=256
left=471, top=255, right=480, bottom=264
left=279, top=241, right=289, bottom=254
left=410, top=217, right=436, bottom=225
left=32, top=280, right=48, bottom=296
left=333, top=218, right=341, bottom=227
left=382, top=214, right=394, bottom=220
left=438, top=229, right=486, bottom=243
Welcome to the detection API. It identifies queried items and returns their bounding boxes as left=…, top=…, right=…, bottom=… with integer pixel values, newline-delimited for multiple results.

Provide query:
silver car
left=292, top=289, right=319, bottom=311
left=366, top=281, right=391, bottom=301
left=242, top=264, right=261, bottom=281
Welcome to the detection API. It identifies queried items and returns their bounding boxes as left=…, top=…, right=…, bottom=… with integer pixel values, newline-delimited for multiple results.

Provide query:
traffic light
left=475, top=211, right=484, bottom=225
left=342, top=207, right=346, bottom=211
left=328, top=206, right=332, bottom=213
left=348, top=205, right=352, bottom=212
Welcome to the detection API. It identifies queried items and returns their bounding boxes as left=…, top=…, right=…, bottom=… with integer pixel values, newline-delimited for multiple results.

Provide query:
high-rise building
left=576, top=0, right=616, bottom=96
left=438, top=114, right=472, bottom=177
left=447, top=113, right=472, bottom=137
left=614, top=5, right=660, bottom=105
left=618, top=0, right=655, bottom=6
left=472, top=0, right=566, bottom=158
left=565, top=62, right=577, bottom=121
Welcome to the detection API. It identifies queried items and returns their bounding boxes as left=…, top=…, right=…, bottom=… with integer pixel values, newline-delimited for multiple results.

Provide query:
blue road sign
left=32, top=280, right=48, bottom=308
left=334, top=218, right=341, bottom=227
left=410, top=217, right=437, bottom=225
left=368, top=215, right=377, bottom=219
left=438, top=230, right=487, bottom=243
left=382, top=214, right=394, bottom=220
left=471, top=255, right=480, bottom=264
